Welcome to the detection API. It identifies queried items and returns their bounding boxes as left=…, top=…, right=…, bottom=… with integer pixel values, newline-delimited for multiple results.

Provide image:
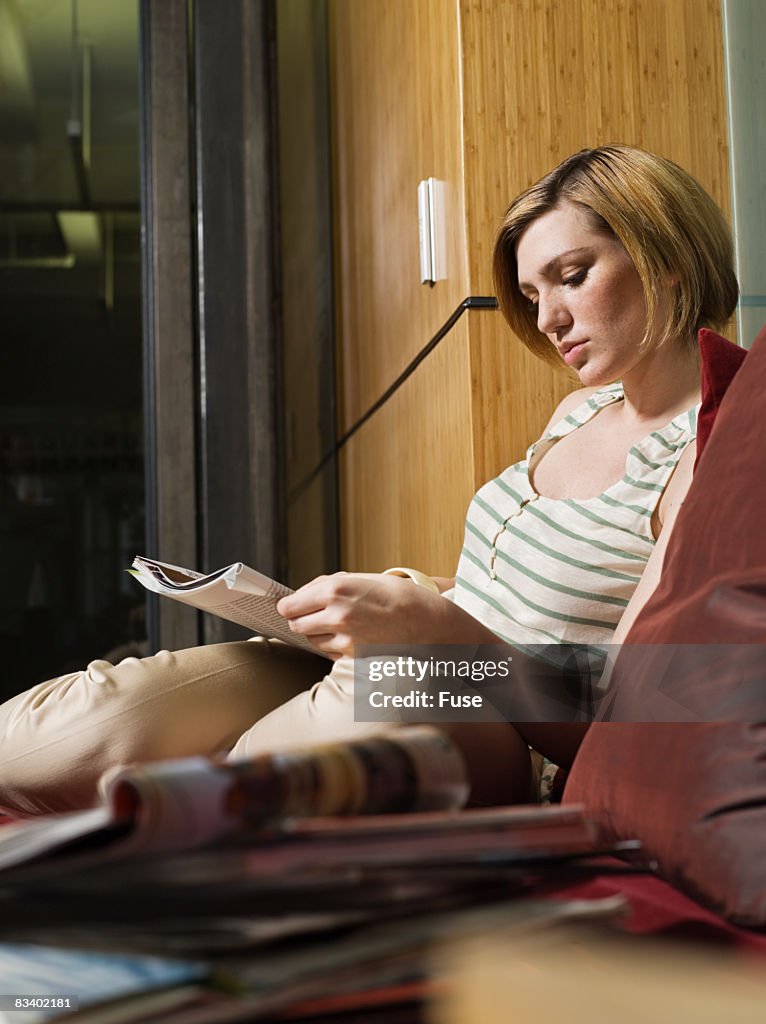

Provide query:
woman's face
left=515, top=201, right=650, bottom=386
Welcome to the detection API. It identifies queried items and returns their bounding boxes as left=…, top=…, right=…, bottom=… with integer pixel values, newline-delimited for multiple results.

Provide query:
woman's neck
left=619, top=339, right=701, bottom=424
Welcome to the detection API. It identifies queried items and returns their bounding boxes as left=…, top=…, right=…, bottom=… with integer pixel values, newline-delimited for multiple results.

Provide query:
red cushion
left=565, top=323, right=766, bottom=925
left=546, top=867, right=766, bottom=950
left=625, top=325, right=759, bottom=646
left=695, top=328, right=747, bottom=468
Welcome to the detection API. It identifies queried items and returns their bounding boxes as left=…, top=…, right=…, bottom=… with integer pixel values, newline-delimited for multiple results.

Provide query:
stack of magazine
left=0, top=727, right=644, bottom=1023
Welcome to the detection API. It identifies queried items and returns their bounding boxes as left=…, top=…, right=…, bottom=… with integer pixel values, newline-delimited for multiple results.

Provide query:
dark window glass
left=0, top=1, right=144, bottom=695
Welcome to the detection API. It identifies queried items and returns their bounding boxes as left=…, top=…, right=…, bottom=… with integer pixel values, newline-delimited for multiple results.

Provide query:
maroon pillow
left=564, top=324, right=766, bottom=925
left=695, top=328, right=747, bottom=467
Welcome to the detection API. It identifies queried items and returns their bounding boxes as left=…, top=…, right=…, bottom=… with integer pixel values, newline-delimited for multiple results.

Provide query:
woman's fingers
left=277, top=572, right=351, bottom=620
left=285, top=610, right=342, bottom=637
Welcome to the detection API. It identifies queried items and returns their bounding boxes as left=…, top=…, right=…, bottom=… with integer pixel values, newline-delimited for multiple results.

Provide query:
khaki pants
left=0, top=640, right=389, bottom=816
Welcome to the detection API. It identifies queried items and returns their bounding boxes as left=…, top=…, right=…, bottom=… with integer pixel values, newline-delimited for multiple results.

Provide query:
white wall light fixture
left=417, top=177, right=447, bottom=286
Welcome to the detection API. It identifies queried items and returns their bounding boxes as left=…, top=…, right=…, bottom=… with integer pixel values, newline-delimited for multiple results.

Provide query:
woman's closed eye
left=521, top=268, right=588, bottom=312
left=562, top=268, right=588, bottom=288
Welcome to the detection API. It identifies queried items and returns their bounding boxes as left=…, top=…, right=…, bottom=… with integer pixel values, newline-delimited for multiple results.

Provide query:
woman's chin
left=573, top=364, right=602, bottom=386
left=573, top=360, right=619, bottom=388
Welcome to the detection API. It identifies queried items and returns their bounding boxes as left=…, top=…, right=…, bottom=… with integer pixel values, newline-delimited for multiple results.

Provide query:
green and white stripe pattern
left=452, top=383, right=699, bottom=647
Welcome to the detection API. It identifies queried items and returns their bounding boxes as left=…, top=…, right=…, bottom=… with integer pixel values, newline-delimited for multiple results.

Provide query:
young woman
left=0, top=146, right=738, bottom=816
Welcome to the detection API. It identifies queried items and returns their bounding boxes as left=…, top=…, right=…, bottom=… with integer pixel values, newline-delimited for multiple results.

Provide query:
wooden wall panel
left=459, top=0, right=731, bottom=293
left=339, top=318, right=474, bottom=575
left=328, top=0, right=469, bottom=432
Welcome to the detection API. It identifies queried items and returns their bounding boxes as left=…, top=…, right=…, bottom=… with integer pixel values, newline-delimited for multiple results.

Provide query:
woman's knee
left=226, top=655, right=381, bottom=759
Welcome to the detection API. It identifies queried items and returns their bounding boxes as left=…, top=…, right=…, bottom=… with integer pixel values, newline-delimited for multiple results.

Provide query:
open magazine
left=0, top=727, right=621, bottom=879
left=0, top=728, right=467, bottom=873
left=128, top=556, right=314, bottom=649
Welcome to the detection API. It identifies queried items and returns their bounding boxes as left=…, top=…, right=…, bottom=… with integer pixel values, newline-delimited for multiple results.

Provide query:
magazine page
left=129, top=556, right=314, bottom=649
left=0, top=806, right=119, bottom=873
left=0, top=758, right=234, bottom=873
left=202, top=805, right=605, bottom=880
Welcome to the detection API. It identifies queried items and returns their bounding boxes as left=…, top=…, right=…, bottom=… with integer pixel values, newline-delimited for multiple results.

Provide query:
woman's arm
left=431, top=576, right=456, bottom=593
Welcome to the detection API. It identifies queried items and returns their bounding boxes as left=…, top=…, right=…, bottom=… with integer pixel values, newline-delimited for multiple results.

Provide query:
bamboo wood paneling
left=460, top=0, right=731, bottom=292
left=339, top=317, right=474, bottom=575
left=329, top=0, right=469, bottom=432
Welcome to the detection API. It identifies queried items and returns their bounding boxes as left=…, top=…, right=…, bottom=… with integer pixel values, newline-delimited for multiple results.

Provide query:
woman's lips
left=562, top=341, right=587, bottom=366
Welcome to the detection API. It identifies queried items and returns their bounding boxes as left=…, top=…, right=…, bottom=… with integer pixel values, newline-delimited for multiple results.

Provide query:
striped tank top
left=451, top=383, right=699, bottom=647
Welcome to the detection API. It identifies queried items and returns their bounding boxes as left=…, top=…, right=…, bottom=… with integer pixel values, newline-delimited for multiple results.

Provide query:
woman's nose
left=536, top=293, right=572, bottom=336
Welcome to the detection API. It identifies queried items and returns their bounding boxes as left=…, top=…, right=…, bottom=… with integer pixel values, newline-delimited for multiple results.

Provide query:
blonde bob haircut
left=493, top=145, right=739, bottom=366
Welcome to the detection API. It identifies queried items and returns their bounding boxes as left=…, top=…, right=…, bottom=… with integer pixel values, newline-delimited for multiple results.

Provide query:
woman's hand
left=276, top=572, right=496, bottom=659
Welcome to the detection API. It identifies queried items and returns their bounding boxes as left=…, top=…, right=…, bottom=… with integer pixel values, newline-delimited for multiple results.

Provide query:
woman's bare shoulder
left=541, top=386, right=601, bottom=433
